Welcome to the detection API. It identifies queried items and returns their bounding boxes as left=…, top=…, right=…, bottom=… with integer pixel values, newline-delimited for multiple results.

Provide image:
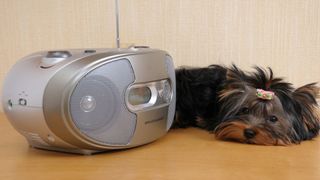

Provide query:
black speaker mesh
left=70, top=59, right=136, bottom=145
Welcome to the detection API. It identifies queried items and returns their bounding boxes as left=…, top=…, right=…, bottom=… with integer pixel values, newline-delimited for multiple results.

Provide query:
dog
left=173, top=64, right=320, bottom=145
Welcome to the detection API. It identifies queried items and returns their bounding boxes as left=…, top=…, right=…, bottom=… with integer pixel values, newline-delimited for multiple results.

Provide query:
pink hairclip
left=256, top=89, right=274, bottom=100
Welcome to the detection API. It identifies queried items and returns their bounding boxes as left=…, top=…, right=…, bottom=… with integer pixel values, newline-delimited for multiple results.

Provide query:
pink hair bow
left=256, top=89, right=274, bottom=100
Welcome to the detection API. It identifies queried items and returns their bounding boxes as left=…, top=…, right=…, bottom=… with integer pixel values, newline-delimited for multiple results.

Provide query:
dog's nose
left=244, top=129, right=256, bottom=139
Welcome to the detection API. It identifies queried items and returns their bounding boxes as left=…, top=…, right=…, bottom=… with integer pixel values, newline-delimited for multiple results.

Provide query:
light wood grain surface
left=1, top=1, right=320, bottom=179
left=1, top=1, right=320, bottom=112
left=0, top=113, right=320, bottom=180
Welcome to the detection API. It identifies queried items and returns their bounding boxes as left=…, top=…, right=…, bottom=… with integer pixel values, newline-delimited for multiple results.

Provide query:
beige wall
left=1, top=0, right=320, bottom=111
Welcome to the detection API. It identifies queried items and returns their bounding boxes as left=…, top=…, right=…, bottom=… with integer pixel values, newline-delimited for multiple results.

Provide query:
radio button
left=40, top=51, right=72, bottom=68
left=133, top=46, right=149, bottom=49
left=18, top=98, right=27, bottom=106
left=84, top=49, right=96, bottom=53
left=46, top=51, right=71, bottom=58
left=129, top=46, right=150, bottom=51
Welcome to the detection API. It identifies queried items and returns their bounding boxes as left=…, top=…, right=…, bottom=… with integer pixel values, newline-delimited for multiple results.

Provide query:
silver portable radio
left=2, top=47, right=176, bottom=154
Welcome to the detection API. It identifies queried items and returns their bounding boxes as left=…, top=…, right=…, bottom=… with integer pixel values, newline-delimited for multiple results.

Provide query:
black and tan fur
left=174, top=65, right=320, bottom=145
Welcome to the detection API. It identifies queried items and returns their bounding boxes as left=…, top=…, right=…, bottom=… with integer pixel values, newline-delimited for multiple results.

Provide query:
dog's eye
left=240, top=107, right=250, bottom=114
left=268, top=116, right=278, bottom=123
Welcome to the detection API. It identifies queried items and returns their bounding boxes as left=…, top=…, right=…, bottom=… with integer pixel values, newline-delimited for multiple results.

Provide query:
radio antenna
left=115, top=0, right=120, bottom=48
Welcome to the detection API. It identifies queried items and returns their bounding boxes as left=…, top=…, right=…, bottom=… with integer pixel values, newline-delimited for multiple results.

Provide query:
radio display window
left=128, top=87, right=152, bottom=105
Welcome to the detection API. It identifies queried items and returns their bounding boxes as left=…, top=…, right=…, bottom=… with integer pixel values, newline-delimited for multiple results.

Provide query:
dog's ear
left=225, top=64, right=248, bottom=84
left=220, top=65, right=249, bottom=99
left=294, top=83, right=319, bottom=104
left=219, top=65, right=248, bottom=103
left=293, top=83, right=320, bottom=139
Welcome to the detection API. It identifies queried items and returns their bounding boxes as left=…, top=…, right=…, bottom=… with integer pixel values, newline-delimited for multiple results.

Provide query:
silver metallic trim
left=43, top=49, right=171, bottom=150
left=126, top=82, right=158, bottom=111
left=125, top=79, right=173, bottom=112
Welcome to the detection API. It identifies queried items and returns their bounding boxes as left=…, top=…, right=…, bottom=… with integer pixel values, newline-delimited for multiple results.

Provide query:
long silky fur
left=173, top=65, right=227, bottom=128
left=174, top=64, right=320, bottom=145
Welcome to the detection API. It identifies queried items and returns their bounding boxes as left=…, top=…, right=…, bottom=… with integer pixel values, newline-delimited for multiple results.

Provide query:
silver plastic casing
left=2, top=47, right=176, bottom=155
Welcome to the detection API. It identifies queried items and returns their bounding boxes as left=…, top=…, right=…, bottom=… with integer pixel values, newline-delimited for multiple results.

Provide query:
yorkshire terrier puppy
left=174, top=65, right=320, bottom=145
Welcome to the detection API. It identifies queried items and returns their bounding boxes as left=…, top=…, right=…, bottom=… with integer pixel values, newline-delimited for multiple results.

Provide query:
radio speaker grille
left=70, top=59, right=136, bottom=145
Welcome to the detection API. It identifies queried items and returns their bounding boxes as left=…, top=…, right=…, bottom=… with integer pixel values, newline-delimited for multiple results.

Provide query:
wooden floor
left=0, top=113, right=319, bottom=180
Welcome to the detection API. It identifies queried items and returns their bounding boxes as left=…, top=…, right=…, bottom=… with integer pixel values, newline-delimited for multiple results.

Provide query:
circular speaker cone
left=70, top=75, right=121, bottom=131
left=80, top=95, right=96, bottom=112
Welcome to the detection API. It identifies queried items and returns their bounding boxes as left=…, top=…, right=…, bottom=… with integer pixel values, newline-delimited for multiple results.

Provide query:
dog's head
left=214, top=65, right=320, bottom=145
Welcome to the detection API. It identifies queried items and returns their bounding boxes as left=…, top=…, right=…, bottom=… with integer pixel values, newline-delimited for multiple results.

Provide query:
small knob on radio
left=46, top=51, right=71, bottom=58
left=40, top=51, right=72, bottom=68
